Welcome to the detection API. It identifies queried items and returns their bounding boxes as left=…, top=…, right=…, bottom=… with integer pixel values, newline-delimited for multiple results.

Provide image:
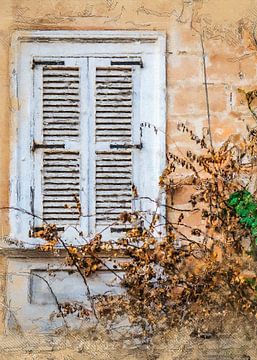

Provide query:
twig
left=57, top=237, right=99, bottom=321
left=29, top=272, right=69, bottom=329
left=200, top=32, right=213, bottom=150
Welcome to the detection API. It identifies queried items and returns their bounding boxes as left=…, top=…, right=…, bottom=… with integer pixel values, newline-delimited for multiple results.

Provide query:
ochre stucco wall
left=1, top=0, right=257, bottom=335
left=1, top=0, right=257, bottom=233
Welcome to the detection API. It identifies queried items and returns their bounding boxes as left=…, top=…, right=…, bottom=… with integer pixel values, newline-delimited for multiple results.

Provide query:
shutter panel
left=38, top=66, right=81, bottom=226
left=94, top=66, right=134, bottom=230
left=12, top=34, right=166, bottom=244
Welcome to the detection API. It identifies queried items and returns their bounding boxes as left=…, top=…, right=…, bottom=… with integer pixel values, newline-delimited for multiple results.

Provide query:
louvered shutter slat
left=42, top=66, right=80, bottom=225
left=95, top=66, right=134, bottom=228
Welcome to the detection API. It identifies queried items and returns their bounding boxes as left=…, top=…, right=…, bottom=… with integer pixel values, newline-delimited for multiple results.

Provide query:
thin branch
left=57, top=237, right=99, bottom=321
left=200, top=32, right=213, bottom=150
left=28, top=272, right=69, bottom=329
left=135, top=196, right=200, bottom=212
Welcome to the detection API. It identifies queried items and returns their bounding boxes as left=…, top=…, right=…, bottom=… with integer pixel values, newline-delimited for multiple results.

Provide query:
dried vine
left=34, top=107, right=257, bottom=340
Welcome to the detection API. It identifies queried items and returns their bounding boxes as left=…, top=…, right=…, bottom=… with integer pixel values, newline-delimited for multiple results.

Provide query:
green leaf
left=237, top=207, right=251, bottom=217
left=228, top=191, right=248, bottom=207
left=228, top=197, right=240, bottom=206
left=245, top=203, right=257, bottom=212
left=252, top=228, right=257, bottom=236
left=245, top=278, right=256, bottom=286
left=240, top=216, right=254, bottom=226
left=251, top=221, right=257, bottom=228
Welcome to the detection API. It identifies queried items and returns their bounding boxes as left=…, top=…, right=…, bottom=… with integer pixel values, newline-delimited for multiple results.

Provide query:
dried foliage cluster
left=36, top=92, right=257, bottom=340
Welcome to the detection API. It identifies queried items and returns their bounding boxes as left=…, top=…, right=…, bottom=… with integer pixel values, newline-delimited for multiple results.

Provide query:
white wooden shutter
left=11, top=32, right=166, bottom=244
left=32, top=63, right=81, bottom=230
left=95, top=65, right=133, bottom=226
left=42, top=66, right=80, bottom=225
left=89, top=59, right=143, bottom=236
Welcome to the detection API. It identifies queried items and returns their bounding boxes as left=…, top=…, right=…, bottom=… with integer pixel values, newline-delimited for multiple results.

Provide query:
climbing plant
left=34, top=87, right=257, bottom=341
left=228, top=190, right=257, bottom=257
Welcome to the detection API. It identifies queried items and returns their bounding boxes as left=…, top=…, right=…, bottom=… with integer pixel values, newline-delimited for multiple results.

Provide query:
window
left=10, top=31, right=166, bottom=244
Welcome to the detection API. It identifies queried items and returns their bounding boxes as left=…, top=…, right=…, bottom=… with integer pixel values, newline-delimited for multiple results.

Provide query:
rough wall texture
left=1, top=0, right=257, bottom=357
left=2, top=0, right=257, bottom=231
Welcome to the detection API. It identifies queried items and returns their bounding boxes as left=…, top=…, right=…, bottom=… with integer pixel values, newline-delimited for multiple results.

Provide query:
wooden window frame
left=9, top=30, right=166, bottom=245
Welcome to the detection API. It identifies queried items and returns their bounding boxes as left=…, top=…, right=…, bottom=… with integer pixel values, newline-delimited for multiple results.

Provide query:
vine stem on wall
left=200, top=32, right=213, bottom=150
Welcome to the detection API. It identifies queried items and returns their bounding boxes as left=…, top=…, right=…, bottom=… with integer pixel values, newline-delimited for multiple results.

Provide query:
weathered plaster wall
left=1, top=0, right=257, bottom=344
left=1, top=0, right=257, bottom=226
left=1, top=0, right=257, bottom=229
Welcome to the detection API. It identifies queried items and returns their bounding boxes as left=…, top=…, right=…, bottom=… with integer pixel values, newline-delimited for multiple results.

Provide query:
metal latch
left=110, top=143, right=142, bottom=150
left=31, top=141, right=65, bottom=151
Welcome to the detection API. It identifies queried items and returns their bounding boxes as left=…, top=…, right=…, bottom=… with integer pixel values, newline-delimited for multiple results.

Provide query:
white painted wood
left=88, top=58, right=133, bottom=237
left=10, top=31, right=166, bottom=246
left=33, top=61, right=81, bottom=231
left=12, top=30, right=164, bottom=44
left=32, top=63, right=44, bottom=230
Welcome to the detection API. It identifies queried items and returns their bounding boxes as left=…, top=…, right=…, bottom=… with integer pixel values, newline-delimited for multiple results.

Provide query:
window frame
left=10, top=30, right=166, bottom=245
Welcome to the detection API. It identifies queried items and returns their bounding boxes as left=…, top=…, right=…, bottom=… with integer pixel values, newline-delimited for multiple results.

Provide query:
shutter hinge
left=110, top=143, right=143, bottom=150
left=32, top=60, right=65, bottom=69
left=110, top=59, right=143, bottom=68
left=31, top=141, right=65, bottom=151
